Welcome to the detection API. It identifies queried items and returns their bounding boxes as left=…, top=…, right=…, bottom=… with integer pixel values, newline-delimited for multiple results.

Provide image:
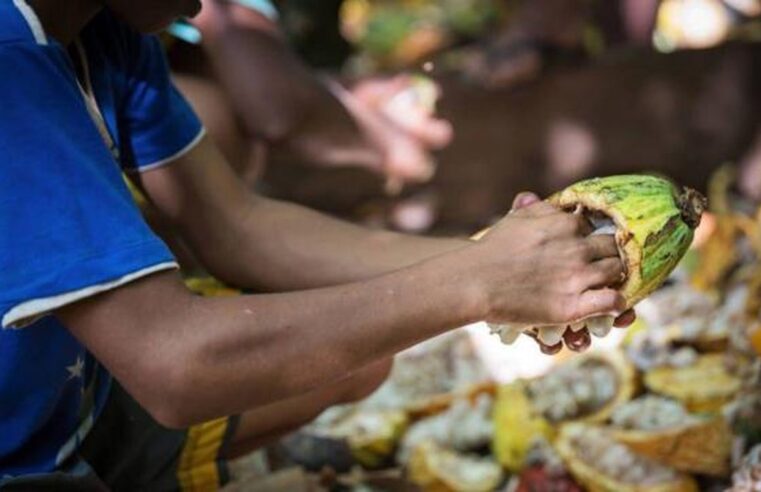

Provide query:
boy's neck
left=27, top=0, right=102, bottom=46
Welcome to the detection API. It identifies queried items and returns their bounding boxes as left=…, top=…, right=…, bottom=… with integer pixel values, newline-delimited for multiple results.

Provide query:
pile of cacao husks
left=222, top=169, right=761, bottom=492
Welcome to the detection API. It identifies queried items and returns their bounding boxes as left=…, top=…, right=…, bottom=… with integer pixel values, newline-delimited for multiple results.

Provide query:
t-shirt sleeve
left=119, top=33, right=205, bottom=172
left=0, top=43, right=177, bottom=328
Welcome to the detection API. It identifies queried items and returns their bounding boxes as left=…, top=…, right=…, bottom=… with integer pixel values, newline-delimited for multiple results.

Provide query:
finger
left=384, top=74, right=415, bottom=96
left=539, top=340, right=563, bottom=355
left=564, top=328, right=592, bottom=352
left=384, top=139, right=436, bottom=183
left=539, top=210, right=592, bottom=237
left=613, top=309, right=636, bottom=328
left=584, top=234, right=620, bottom=260
left=407, top=117, right=453, bottom=149
left=524, top=329, right=563, bottom=355
left=583, top=258, right=626, bottom=289
left=352, top=75, right=411, bottom=106
left=384, top=177, right=404, bottom=196
left=571, top=211, right=594, bottom=236
left=511, top=200, right=558, bottom=218
left=572, top=288, right=626, bottom=320
left=511, top=192, right=542, bottom=211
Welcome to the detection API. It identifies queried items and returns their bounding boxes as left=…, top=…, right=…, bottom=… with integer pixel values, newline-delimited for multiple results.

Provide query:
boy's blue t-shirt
left=0, top=2, right=204, bottom=477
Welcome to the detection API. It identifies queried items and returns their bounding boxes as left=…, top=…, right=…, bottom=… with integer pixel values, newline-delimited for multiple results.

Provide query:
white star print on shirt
left=65, top=356, right=85, bottom=380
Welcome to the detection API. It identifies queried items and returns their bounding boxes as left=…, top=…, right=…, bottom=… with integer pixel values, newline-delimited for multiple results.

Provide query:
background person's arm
left=189, top=0, right=450, bottom=182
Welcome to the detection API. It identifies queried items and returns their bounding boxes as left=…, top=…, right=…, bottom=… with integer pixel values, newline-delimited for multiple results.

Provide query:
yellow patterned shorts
left=78, top=381, right=240, bottom=492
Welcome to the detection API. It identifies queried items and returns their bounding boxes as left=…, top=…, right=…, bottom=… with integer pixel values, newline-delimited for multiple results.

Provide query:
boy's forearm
left=192, top=194, right=469, bottom=291
left=61, top=255, right=483, bottom=428
left=179, top=256, right=481, bottom=423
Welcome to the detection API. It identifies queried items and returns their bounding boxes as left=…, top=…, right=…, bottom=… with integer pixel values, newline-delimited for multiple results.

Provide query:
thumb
left=574, top=289, right=627, bottom=321
left=511, top=192, right=541, bottom=211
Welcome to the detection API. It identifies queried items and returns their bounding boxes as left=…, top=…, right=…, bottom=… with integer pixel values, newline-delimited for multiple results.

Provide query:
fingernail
left=540, top=342, right=563, bottom=355
left=537, top=325, right=566, bottom=346
left=613, top=309, right=636, bottom=327
left=514, top=192, right=538, bottom=209
left=569, top=322, right=586, bottom=332
left=588, top=316, right=614, bottom=337
left=564, top=329, right=591, bottom=352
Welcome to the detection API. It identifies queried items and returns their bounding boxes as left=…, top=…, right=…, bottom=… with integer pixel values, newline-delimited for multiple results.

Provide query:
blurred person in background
left=470, top=0, right=664, bottom=87
left=166, top=0, right=453, bottom=191
left=473, top=0, right=761, bottom=87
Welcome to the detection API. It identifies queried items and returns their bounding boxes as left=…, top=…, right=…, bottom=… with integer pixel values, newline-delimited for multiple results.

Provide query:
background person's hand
left=351, top=75, right=453, bottom=150
left=332, top=75, right=453, bottom=192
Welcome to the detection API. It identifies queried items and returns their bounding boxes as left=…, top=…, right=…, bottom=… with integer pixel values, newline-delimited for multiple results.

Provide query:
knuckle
left=573, top=241, right=592, bottom=262
left=552, top=298, right=575, bottom=323
left=590, top=269, right=609, bottom=287
left=567, top=274, right=587, bottom=294
left=565, top=300, right=581, bottom=321
left=557, top=264, right=586, bottom=293
left=611, top=261, right=625, bottom=279
left=548, top=306, right=564, bottom=324
left=561, top=214, right=579, bottom=233
left=534, top=225, right=549, bottom=240
left=603, top=259, right=624, bottom=281
left=547, top=214, right=573, bottom=236
left=558, top=240, right=585, bottom=265
left=535, top=226, right=553, bottom=245
left=599, top=237, right=618, bottom=257
left=573, top=213, right=588, bottom=231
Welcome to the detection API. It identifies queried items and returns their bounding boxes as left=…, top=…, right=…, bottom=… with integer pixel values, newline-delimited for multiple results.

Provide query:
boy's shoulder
left=0, top=1, right=45, bottom=45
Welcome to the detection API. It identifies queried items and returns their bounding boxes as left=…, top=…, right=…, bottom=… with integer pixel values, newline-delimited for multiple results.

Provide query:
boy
left=0, top=0, right=628, bottom=489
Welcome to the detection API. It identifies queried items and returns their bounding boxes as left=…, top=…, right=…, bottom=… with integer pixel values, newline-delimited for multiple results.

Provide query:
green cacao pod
left=548, top=174, right=707, bottom=309
left=488, top=174, right=706, bottom=347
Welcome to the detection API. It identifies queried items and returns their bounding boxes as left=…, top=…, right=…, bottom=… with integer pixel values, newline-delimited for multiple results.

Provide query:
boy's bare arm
left=131, top=137, right=467, bottom=291
left=62, top=142, right=624, bottom=429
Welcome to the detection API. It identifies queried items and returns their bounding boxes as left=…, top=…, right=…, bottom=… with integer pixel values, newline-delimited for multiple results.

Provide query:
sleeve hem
left=2, top=261, right=178, bottom=329
left=128, top=127, right=206, bottom=173
left=12, top=0, right=47, bottom=45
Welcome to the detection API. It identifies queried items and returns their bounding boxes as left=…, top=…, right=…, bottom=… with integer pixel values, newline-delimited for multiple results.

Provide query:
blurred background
left=240, top=0, right=761, bottom=235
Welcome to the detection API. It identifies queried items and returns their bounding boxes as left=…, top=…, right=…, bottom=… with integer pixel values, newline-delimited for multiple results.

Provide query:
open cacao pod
left=281, top=408, right=408, bottom=471
left=525, top=350, right=637, bottom=424
left=492, top=381, right=554, bottom=472
left=556, top=424, right=698, bottom=492
left=606, top=396, right=731, bottom=476
left=644, top=353, right=741, bottom=412
left=489, top=174, right=705, bottom=347
left=407, top=441, right=503, bottom=492
left=493, top=351, right=636, bottom=471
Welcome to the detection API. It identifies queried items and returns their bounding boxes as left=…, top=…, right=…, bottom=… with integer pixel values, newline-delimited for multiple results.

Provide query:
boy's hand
left=510, top=192, right=634, bottom=353
left=455, top=192, right=633, bottom=349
